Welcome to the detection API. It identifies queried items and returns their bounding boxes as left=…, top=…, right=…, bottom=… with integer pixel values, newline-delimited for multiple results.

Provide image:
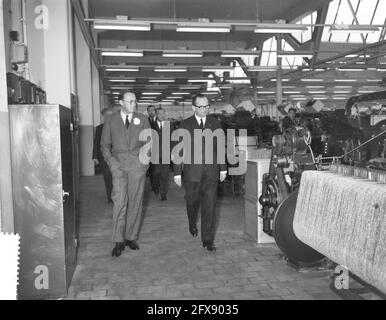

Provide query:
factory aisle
left=66, top=176, right=342, bottom=300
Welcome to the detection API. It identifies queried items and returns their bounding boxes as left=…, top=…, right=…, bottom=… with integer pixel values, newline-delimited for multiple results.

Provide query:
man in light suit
left=101, top=92, right=151, bottom=257
left=174, top=94, right=227, bottom=251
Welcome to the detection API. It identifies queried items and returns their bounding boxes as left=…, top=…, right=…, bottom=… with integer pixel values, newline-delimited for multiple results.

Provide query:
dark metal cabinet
left=9, top=104, right=78, bottom=300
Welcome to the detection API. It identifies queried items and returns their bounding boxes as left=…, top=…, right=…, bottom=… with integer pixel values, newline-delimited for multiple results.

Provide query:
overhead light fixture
left=377, top=68, right=386, bottom=72
left=345, top=54, right=358, bottom=58
left=176, top=23, right=231, bottom=33
left=248, top=66, right=277, bottom=72
left=333, top=91, right=351, bottom=94
left=101, top=51, right=144, bottom=57
left=357, top=90, right=375, bottom=93
left=188, top=79, right=210, bottom=83
left=329, top=25, right=379, bottom=33
left=366, top=79, right=381, bottom=82
left=300, top=79, right=324, bottom=82
left=172, top=92, right=190, bottom=95
left=309, top=91, right=326, bottom=94
left=306, top=86, right=324, bottom=88
left=149, top=79, right=175, bottom=83
left=109, top=79, right=136, bottom=82
left=270, top=78, right=289, bottom=82
left=334, top=79, right=357, bottom=82
left=105, top=67, right=139, bottom=72
left=334, top=86, right=352, bottom=88
left=202, top=66, right=234, bottom=72
left=154, top=66, right=188, bottom=72
left=142, top=92, right=162, bottom=95
left=332, top=96, right=348, bottom=100
left=284, top=91, right=301, bottom=94
left=166, top=96, right=183, bottom=99
left=254, top=23, right=307, bottom=33
left=94, top=21, right=151, bottom=31
left=162, top=51, right=203, bottom=58
left=258, top=91, right=275, bottom=94
left=202, top=91, right=220, bottom=95
left=278, top=51, right=314, bottom=59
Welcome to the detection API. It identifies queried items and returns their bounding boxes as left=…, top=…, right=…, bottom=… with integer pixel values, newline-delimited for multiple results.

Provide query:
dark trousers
left=152, top=164, right=170, bottom=197
left=184, top=171, right=218, bottom=243
left=100, top=158, right=113, bottom=201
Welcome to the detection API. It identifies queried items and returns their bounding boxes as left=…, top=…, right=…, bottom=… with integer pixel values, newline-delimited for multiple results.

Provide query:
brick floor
left=66, top=175, right=343, bottom=300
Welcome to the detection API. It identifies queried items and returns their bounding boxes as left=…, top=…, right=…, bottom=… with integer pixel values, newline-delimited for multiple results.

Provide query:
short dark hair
left=147, top=105, right=156, bottom=111
left=192, top=94, right=209, bottom=107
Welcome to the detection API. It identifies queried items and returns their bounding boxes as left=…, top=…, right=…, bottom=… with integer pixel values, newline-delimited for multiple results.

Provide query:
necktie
left=125, top=115, right=130, bottom=130
left=200, top=119, right=204, bottom=130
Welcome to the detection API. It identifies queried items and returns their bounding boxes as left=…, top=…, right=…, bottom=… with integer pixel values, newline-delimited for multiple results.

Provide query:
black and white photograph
left=0, top=0, right=385, bottom=306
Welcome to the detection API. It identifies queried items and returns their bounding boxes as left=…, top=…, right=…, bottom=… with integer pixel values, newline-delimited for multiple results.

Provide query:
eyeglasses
left=193, top=105, right=210, bottom=110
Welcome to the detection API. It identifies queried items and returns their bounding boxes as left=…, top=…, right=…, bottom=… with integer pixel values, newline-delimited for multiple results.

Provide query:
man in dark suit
left=174, top=94, right=227, bottom=251
left=101, top=92, right=151, bottom=257
left=147, top=105, right=157, bottom=193
left=93, top=107, right=119, bottom=203
left=151, top=107, right=172, bottom=201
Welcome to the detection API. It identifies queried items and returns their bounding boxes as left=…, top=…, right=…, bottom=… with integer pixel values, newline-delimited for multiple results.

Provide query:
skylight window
left=292, top=11, right=318, bottom=43
left=322, top=0, right=385, bottom=44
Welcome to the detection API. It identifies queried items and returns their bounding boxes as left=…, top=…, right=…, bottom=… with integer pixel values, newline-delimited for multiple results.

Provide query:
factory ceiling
left=85, top=0, right=386, bottom=106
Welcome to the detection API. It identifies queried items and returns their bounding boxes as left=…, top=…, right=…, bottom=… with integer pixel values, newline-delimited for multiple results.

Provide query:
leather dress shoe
left=112, top=242, right=125, bottom=257
left=203, top=241, right=216, bottom=252
left=125, top=240, right=140, bottom=250
left=160, top=195, right=167, bottom=201
left=189, top=225, right=198, bottom=237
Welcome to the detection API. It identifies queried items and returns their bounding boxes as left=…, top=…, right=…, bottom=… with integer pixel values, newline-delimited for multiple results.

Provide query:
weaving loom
left=293, top=167, right=386, bottom=294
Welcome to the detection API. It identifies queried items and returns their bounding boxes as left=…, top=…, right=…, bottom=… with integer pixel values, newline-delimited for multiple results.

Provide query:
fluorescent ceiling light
left=106, top=68, right=139, bottom=72
left=357, top=90, right=375, bottom=93
left=300, top=79, right=324, bottom=82
left=270, top=79, right=289, bottom=82
left=94, top=22, right=151, bottom=31
left=309, top=91, right=326, bottom=94
left=154, top=67, right=187, bottom=72
left=334, top=86, right=352, bottom=88
left=254, top=23, right=307, bottom=33
left=180, top=86, right=201, bottom=89
left=248, top=66, right=277, bottom=71
left=101, top=51, right=143, bottom=57
left=188, top=79, right=209, bottom=83
left=109, top=79, right=136, bottom=82
left=306, top=86, right=324, bottom=88
left=172, top=92, right=190, bottom=95
left=284, top=91, right=301, bottom=94
left=278, top=51, right=314, bottom=59
left=259, top=91, right=275, bottom=94
left=163, top=51, right=203, bottom=58
left=333, top=91, right=351, bottom=94
left=176, top=23, right=231, bottom=33
left=329, top=25, right=379, bottom=33
left=142, top=92, right=162, bottom=95
left=377, top=68, right=386, bottom=71
left=149, top=79, right=175, bottom=83
left=334, top=79, right=357, bottom=82
left=345, top=54, right=358, bottom=58
left=366, top=79, right=381, bottom=82
left=332, top=96, right=348, bottom=100
left=202, top=92, right=219, bottom=95
left=202, top=66, right=234, bottom=72
left=166, top=96, right=182, bottom=99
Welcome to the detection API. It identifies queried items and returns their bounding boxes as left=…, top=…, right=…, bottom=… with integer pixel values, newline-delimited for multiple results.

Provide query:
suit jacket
left=93, top=124, right=105, bottom=162
left=101, top=112, right=151, bottom=174
left=173, top=115, right=227, bottom=182
left=152, top=120, right=173, bottom=163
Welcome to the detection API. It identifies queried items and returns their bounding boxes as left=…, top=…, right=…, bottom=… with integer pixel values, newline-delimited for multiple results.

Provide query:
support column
left=276, top=35, right=283, bottom=106
left=42, top=0, right=72, bottom=108
left=75, top=13, right=94, bottom=176
left=92, top=61, right=101, bottom=126
left=0, top=0, right=15, bottom=232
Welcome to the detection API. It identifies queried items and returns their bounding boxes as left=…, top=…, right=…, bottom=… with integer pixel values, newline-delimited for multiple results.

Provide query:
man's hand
left=220, top=171, right=227, bottom=182
left=174, top=175, right=182, bottom=187
left=93, top=159, right=99, bottom=166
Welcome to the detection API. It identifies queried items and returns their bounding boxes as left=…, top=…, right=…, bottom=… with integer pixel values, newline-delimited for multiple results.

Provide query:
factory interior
left=0, top=0, right=385, bottom=301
